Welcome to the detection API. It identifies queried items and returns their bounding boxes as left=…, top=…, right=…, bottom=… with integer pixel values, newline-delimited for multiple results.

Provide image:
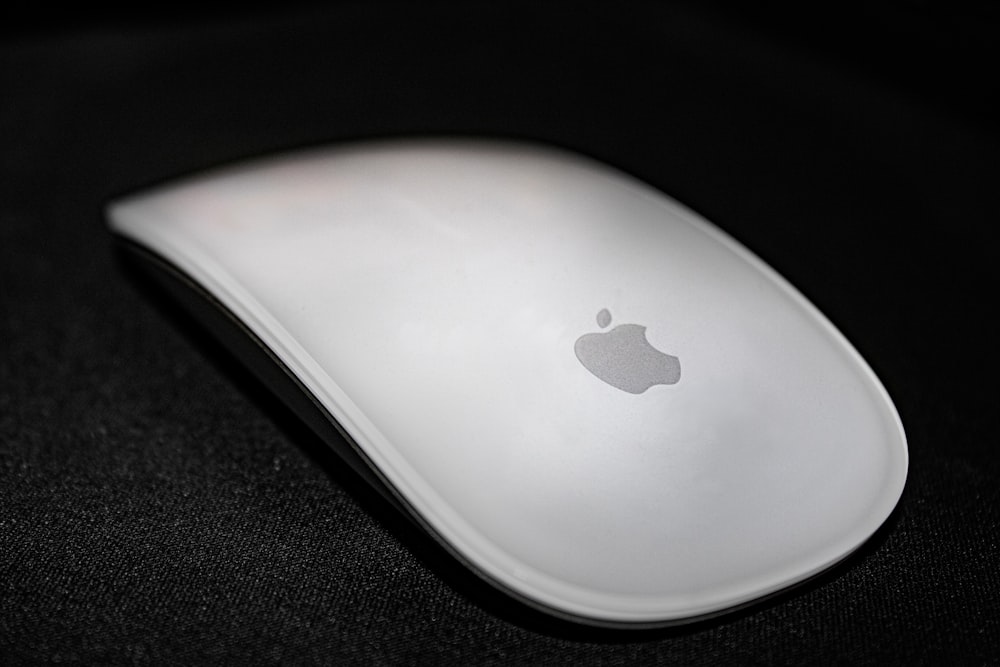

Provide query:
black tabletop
left=2, top=2, right=998, bottom=664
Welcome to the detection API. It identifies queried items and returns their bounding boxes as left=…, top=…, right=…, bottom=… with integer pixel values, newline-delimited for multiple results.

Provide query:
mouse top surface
left=108, top=138, right=907, bottom=627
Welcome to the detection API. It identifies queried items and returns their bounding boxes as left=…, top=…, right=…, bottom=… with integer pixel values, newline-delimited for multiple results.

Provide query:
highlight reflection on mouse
left=108, top=138, right=907, bottom=627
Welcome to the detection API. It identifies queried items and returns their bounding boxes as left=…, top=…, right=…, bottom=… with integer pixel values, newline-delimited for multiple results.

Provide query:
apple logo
left=574, top=308, right=681, bottom=394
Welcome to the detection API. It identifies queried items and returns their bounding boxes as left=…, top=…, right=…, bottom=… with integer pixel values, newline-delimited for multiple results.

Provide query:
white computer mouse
left=107, top=138, right=907, bottom=627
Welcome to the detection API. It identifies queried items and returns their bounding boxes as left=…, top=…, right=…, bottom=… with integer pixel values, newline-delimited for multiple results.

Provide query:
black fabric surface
left=2, top=2, right=998, bottom=664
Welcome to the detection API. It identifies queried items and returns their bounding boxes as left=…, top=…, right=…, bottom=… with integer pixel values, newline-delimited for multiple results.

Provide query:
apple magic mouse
left=107, top=138, right=907, bottom=627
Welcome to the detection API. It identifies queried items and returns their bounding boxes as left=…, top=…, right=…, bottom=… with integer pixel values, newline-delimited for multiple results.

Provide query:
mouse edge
left=106, top=220, right=907, bottom=630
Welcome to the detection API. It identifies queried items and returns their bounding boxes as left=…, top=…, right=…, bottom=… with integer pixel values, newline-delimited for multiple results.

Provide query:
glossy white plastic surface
left=108, top=139, right=907, bottom=625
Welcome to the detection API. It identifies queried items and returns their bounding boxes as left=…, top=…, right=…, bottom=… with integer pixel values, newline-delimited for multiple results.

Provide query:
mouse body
left=107, top=138, right=907, bottom=627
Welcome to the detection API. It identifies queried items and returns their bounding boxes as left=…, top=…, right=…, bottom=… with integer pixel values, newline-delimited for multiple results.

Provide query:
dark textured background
left=2, top=2, right=998, bottom=663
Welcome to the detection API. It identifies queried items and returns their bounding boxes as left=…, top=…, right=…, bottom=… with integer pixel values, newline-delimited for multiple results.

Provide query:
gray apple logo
left=574, top=308, right=681, bottom=394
